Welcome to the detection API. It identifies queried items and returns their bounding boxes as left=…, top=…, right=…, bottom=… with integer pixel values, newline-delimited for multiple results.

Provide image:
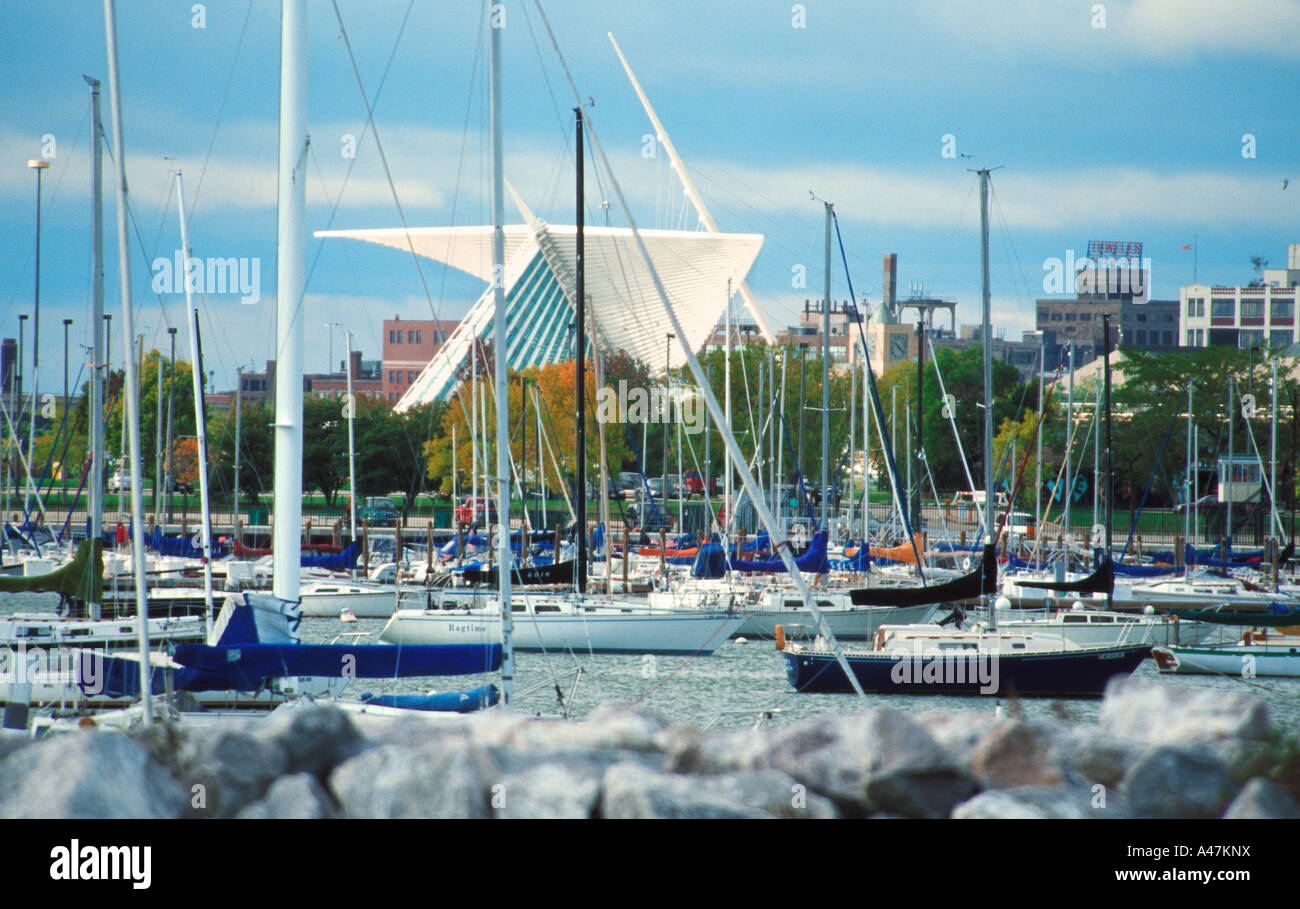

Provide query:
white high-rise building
left=1179, top=244, right=1300, bottom=350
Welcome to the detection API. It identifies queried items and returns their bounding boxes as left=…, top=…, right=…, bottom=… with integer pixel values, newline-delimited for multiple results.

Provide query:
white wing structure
left=316, top=196, right=762, bottom=411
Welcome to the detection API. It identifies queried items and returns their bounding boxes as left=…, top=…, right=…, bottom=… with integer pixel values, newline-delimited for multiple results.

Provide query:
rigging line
left=186, top=0, right=254, bottom=221
left=928, top=335, right=981, bottom=513
left=329, top=0, right=438, bottom=323
left=831, top=211, right=924, bottom=578
left=988, top=180, right=1038, bottom=311
left=304, top=0, right=415, bottom=297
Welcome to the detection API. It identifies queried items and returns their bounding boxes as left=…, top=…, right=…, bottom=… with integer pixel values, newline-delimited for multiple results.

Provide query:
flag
left=1180, top=244, right=1192, bottom=250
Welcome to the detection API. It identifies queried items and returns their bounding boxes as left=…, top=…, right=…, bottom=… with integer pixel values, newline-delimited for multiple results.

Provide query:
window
left=1239, top=330, right=1264, bottom=349
left=416, top=331, right=422, bottom=344
left=1271, top=300, right=1294, bottom=318
left=1079, top=312, right=1092, bottom=321
left=1211, top=298, right=1235, bottom=318
left=1187, top=297, right=1205, bottom=317
left=1241, top=300, right=1264, bottom=319
left=1065, top=312, right=1077, bottom=321
left=1271, top=330, right=1291, bottom=348
left=1137, top=313, right=1147, bottom=322
left=407, top=371, right=415, bottom=383
left=408, top=330, right=415, bottom=343
left=1050, top=312, right=1063, bottom=321
left=1163, top=331, right=1173, bottom=345
left=1135, top=330, right=1146, bottom=345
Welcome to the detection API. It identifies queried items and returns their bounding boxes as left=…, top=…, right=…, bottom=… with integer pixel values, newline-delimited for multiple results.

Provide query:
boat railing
left=512, top=666, right=583, bottom=718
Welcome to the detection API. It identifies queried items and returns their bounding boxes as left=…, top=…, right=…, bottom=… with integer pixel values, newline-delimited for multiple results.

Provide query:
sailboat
left=780, top=171, right=1151, bottom=695
left=377, top=101, right=744, bottom=656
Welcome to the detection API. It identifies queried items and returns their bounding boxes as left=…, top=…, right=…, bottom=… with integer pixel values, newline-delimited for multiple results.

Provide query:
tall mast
left=489, top=5, right=513, bottom=706
left=103, top=0, right=151, bottom=721
left=1102, top=313, right=1114, bottom=609
left=1034, top=333, right=1042, bottom=567
left=1226, top=375, right=1234, bottom=552
left=575, top=107, right=587, bottom=593
left=1184, top=380, right=1193, bottom=576
left=346, top=331, right=357, bottom=545
left=174, top=172, right=216, bottom=636
left=272, top=0, right=306, bottom=602
left=821, top=202, right=832, bottom=534
left=1065, top=340, right=1073, bottom=545
left=978, top=168, right=994, bottom=629
left=233, top=366, right=242, bottom=537
left=85, top=74, right=105, bottom=616
left=914, top=320, right=924, bottom=535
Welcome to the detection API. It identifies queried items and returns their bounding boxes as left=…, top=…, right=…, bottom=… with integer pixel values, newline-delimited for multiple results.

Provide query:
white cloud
left=913, top=0, right=1300, bottom=60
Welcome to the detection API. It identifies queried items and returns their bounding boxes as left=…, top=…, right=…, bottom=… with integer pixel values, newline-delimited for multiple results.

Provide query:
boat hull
left=299, top=588, right=395, bottom=618
left=381, top=609, right=745, bottom=655
left=1153, top=644, right=1300, bottom=678
left=782, top=643, right=1151, bottom=695
left=737, top=604, right=937, bottom=639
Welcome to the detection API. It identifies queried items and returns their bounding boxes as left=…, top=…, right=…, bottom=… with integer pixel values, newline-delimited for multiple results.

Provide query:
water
left=301, top=615, right=1300, bottom=731
left=4, top=592, right=1296, bottom=732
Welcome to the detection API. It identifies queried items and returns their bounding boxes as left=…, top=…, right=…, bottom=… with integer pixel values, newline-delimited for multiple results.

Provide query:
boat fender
left=874, top=626, right=887, bottom=652
left=775, top=624, right=786, bottom=651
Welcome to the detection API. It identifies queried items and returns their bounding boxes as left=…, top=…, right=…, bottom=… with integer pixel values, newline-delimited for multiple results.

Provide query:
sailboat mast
left=821, top=202, right=832, bottom=534
left=103, top=0, right=151, bottom=721
left=575, top=106, right=587, bottom=594
left=489, top=6, right=513, bottom=706
left=174, top=171, right=216, bottom=635
left=85, top=74, right=105, bottom=616
left=1102, top=313, right=1114, bottom=610
left=344, top=330, right=357, bottom=543
left=977, top=168, right=995, bottom=630
left=1184, top=381, right=1192, bottom=572
left=272, top=0, right=307, bottom=602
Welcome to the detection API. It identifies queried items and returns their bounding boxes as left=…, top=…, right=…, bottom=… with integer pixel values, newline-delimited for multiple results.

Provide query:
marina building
left=1179, top=244, right=1300, bottom=350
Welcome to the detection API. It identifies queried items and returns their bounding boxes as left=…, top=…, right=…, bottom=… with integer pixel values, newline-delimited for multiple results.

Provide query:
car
left=646, top=477, right=665, bottom=499
left=108, top=469, right=132, bottom=493
left=357, top=496, right=399, bottom=526
left=619, top=472, right=641, bottom=495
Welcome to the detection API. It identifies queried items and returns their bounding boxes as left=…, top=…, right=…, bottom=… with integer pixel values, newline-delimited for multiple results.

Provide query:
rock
left=970, top=721, right=1063, bottom=789
left=351, top=712, right=472, bottom=750
left=1203, top=738, right=1280, bottom=782
left=0, top=729, right=29, bottom=762
left=1100, top=677, right=1271, bottom=745
left=1121, top=745, right=1237, bottom=819
left=494, top=761, right=604, bottom=819
left=489, top=705, right=667, bottom=753
left=600, top=763, right=827, bottom=819
left=259, top=704, right=364, bottom=779
left=237, top=773, right=340, bottom=819
left=1222, top=778, right=1300, bottom=819
left=331, top=740, right=498, bottom=819
left=764, top=709, right=976, bottom=817
left=662, top=726, right=769, bottom=775
left=912, top=709, right=1008, bottom=772
left=0, top=730, right=186, bottom=819
left=182, top=729, right=288, bottom=818
left=953, top=784, right=1121, bottom=819
left=1056, top=729, right=1145, bottom=788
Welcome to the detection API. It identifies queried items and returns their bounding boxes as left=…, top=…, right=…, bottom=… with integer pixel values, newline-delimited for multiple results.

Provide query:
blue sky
left=1, top=0, right=1297, bottom=392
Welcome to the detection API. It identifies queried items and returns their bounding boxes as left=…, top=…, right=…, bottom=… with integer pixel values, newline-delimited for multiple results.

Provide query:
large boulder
left=1121, top=744, right=1238, bottom=819
left=0, top=730, right=186, bottom=819
left=237, top=773, right=341, bottom=819
left=763, top=709, right=977, bottom=818
left=331, top=739, right=498, bottom=819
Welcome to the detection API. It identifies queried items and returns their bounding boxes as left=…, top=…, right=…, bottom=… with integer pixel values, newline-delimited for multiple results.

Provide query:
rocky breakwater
left=0, top=677, right=1297, bottom=818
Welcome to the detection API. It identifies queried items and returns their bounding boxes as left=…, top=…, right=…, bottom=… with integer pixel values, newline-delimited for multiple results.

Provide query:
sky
left=0, top=0, right=1297, bottom=393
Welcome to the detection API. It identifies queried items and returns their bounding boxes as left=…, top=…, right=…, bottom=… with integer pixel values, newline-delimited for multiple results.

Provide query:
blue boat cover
left=690, top=543, right=729, bottom=578
left=728, top=530, right=829, bottom=574
left=360, top=684, right=499, bottom=712
left=300, top=541, right=360, bottom=570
